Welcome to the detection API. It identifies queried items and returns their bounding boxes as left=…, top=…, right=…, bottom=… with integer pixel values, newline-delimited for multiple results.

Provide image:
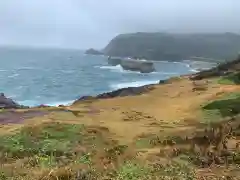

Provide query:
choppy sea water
left=0, top=47, right=208, bottom=107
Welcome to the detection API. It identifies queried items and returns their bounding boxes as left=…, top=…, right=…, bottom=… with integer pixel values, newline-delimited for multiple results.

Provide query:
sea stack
left=120, top=59, right=155, bottom=73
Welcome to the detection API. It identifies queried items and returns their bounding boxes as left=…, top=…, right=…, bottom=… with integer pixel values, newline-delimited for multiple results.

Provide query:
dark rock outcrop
left=96, top=85, right=155, bottom=99
left=73, top=85, right=155, bottom=104
left=107, top=56, right=155, bottom=73
left=190, top=56, right=240, bottom=80
left=85, top=48, right=103, bottom=55
left=120, top=59, right=155, bottom=73
left=0, top=93, right=28, bottom=109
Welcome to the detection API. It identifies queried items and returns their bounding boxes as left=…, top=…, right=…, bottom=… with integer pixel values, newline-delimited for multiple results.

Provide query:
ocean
left=0, top=47, right=204, bottom=107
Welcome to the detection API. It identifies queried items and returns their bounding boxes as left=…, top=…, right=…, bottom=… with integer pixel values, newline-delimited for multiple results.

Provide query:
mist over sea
left=0, top=47, right=208, bottom=107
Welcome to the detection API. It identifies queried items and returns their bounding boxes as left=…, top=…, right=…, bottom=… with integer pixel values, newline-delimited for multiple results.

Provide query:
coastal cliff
left=103, top=32, right=240, bottom=61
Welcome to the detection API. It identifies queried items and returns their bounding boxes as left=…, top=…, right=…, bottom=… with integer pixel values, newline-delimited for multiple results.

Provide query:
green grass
left=135, top=137, right=155, bottom=149
left=201, top=92, right=240, bottom=122
left=0, top=122, right=111, bottom=169
left=218, top=72, right=240, bottom=85
left=0, top=123, right=85, bottom=159
left=0, top=121, right=199, bottom=180
left=115, top=161, right=196, bottom=180
left=116, top=162, right=150, bottom=180
left=0, top=122, right=116, bottom=179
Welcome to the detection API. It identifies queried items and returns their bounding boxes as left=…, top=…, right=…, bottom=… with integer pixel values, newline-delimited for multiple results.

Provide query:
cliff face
left=103, top=32, right=240, bottom=61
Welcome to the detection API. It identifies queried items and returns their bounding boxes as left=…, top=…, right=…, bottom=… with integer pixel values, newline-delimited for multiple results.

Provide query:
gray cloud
left=0, top=0, right=239, bottom=49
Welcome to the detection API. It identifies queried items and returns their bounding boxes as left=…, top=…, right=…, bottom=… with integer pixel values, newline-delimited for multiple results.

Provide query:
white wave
left=17, top=66, right=39, bottom=70
left=190, top=69, right=200, bottom=73
left=0, top=69, right=7, bottom=72
left=19, top=99, right=74, bottom=107
left=96, top=65, right=123, bottom=70
left=60, top=70, right=75, bottom=74
left=110, top=80, right=159, bottom=90
left=46, top=100, right=73, bottom=107
left=7, top=73, right=19, bottom=78
left=96, top=65, right=139, bottom=73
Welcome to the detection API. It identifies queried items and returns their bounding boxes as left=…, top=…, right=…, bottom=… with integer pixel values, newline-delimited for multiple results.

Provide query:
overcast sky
left=0, top=0, right=239, bottom=49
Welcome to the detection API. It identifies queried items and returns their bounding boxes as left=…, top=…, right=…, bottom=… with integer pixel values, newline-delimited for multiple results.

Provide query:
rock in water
left=120, top=59, right=155, bottom=73
left=0, top=93, right=27, bottom=109
left=85, top=48, right=103, bottom=55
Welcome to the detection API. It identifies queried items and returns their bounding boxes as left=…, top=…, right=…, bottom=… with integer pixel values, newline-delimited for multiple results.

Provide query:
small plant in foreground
left=0, top=172, right=7, bottom=180
left=75, top=153, right=92, bottom=165
left=35, top=153, right=57, bottom=168
left=116, top=161, right=150, bottom=180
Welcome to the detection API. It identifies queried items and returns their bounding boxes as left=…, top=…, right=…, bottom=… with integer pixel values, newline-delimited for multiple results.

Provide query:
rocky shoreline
left=3, top=56, right=239, bottom=109
left=1, top=56, right=239, bottom=125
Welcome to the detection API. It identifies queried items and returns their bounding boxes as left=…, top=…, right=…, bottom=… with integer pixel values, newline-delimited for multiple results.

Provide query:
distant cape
left=85, top=48, right=103, bottom=55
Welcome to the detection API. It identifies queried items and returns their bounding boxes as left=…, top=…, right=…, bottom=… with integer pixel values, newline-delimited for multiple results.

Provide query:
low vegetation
left=202, top=92, right=240, bottom=118
left=218, top=72, right=240, bottom=85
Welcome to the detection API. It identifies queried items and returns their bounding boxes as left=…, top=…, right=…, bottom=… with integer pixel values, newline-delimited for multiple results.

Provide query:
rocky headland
left=85, top=48, right=103, bottom=55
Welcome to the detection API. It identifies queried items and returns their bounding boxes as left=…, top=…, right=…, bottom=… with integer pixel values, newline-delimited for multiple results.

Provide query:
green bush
left=218, top=72, right=240, bottom=85
left=203, top=96, right=240, bottom=117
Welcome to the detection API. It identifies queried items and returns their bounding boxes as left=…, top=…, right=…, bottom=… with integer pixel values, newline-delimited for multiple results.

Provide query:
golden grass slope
left=0, top=75, right=240, bottom=179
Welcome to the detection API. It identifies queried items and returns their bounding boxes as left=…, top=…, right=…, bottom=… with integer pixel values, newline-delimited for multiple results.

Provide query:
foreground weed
left=35, top=154, right=57, bottom=168
left=0, top=172, right=7, bottom=180
left=116, top=161, right=150, bottom=180
left=151, top=162, right=196, bottom=180
left=75, top=153, right=92, bottom=165
left=0, top=123, right=85, bottom=159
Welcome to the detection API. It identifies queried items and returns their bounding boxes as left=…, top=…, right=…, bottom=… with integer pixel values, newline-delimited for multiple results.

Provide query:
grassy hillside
left=0, top=59, right=240, bottom=179
left=103, top=32, right=240, bottom=61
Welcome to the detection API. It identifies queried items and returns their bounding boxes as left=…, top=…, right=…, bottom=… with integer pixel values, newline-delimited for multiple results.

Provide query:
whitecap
left=96, top=65, right=136, bottom=73
left=7, top=73, right=19, bottom=78
left=46, top=100, right=74, bottom=107
left=95, top=65, right=122, bottom=70
left=18, top=99, right=74, bottom=107
left=190, top=69, right=200, bottom=73
left=17, top=66, right=38, bottom=70
left=110, top=80, right=159, bottom=90
left=60, top=70, right=75, bottom=74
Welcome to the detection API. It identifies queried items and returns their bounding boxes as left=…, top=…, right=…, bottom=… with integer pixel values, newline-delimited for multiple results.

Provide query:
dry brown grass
left=0, top=76, right=240, bottom=179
